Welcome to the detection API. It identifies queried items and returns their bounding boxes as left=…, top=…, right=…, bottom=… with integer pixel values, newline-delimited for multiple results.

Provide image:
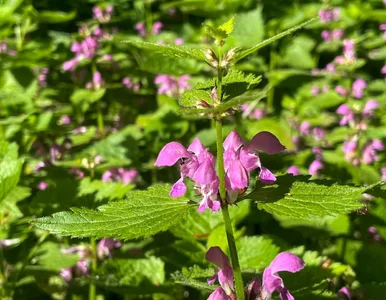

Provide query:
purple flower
left=76, top=260, right=89, bottom=276
left=363, top=99, right=379, bottom=116
left=319, top=8, right=340, bottom=23
left=69, top=168, right=85, bottom=179
left=261, top=252, right=305, bottom=300
left=342, top=139, right=357, bottom=163
left=335, top=85, right=348, bottom=96
left=97, top=238, right=121, bottom=258
left=337, top=104, right=354, bottom=126
left=154, top=74, right=191, bottom=97
left=37, top=181, right=49, bottom=190
left=208, top=287, right=231, bottom=300
left=381, top=65, right=386, bottom=74
left=102, top=168, right=138, bottom=184
left=287, top=166, right=300, bottom=176
left=312, top=128, right=325, bottom=142
left=381, top=167, right=386, bottom=181
left=308, top=160, right=323, bottom=175
left=337, top=287, right=351, bottom=300
left=175, top=38, right=184, bottom=45
left=135, top=23, right=146, bottom=36
left=223, top=130, right=285, bottom=191
left=59, top=115, right=71, bottom=125
left=343, top=39, right=356, bottom=61
left=122, top=77, right=133, bottom=89
left=299, top=121, right=311, bottom=135
left=321, top=30, right=330, bottom=42
left=154, top=138, right=220, bottom=212
left=34, top=161, right=46, bottom=172
left=352, top=79, right=366, bottom=99
left=60, top=268, right=72, bottom=282
left=332, top=29, right=344, bottom=40
left=311, top=85, right=319, bottom=96
left=362, top=140, right=384, bottom=164
left=206, top=247, right=234, bottom=296
left=152, top=21, right=164, bottom=35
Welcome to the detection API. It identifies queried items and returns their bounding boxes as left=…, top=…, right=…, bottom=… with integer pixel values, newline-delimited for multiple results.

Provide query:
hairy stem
left=215, top=48, right=245, bottom=300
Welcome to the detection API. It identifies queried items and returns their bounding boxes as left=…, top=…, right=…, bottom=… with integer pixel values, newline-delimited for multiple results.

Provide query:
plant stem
left=89, top=237, right=97, bottom=300
left=97, top=100, right=104, bottom=137
left=222, top=206, right=245, bottom=300
left=215, top=48, right=245, bottom=300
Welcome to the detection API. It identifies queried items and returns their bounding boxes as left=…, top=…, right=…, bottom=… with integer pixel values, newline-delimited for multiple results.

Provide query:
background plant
left=1, top=0, right=386, bottom=299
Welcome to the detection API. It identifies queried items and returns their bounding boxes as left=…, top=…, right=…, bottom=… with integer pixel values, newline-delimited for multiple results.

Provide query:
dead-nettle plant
left=32, top=16, right=377, bottom=300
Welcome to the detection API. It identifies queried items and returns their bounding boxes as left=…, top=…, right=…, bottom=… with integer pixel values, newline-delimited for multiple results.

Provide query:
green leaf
left=171, top=266, right=214, bottom=292
left=32, top=185, right=195, bottom=240
left=0, top=141, right=23, bottom=203
left=237, top=236, right=280, bottom=271
left=180, top=88, right=267, bottom=117
left=179, top=70, right=262, bottom=110
left=227, top=7, right=264, bottom=48
left=234, top=17, right=317, bottom=62
left=37, top=10, right=76, bottom=23
left=70, top=89, right=106, bottom=112
left=78, top=178, right=135, bottom=201
left=205, top=16, right=235, bottom=40
left=35, top=242, right=79, bottom=271
left=122, top=40, right=206, bottom=62
left=243, top=174, right=365, bottom=219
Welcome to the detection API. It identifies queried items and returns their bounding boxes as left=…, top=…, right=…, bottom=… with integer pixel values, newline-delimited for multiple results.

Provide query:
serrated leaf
left=180, top=88, right=267, bottom=117
left=122, top=40, right=206, bottom=62
left=0, top=141, right=24, bottom=203
left=234, top=17, right=317, bottom=62
left=35, top=242, right=79, bottom=271
left=32, top=185, right=195, bottom=240
left=237, top=236, right=280, bottom=271
left=227, top=8, right=264, bottom=48
left=78, top=178, right=135, bottom=201
left=171, top=266, right=214, bottom=292
left=243, top=174, right=365, bottom=219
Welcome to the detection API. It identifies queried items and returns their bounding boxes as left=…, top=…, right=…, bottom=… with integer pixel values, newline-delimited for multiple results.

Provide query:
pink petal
left=223, top=130, right=244, bottom=151
left=259, top=167, right=276, bottom=184
left=336, top=104, right=350, bottom=115
left=244, top=131, right=286, bottom=155
left=280, top=288, right=295, bottom=300
left=187, top=137, right=205, bottom=154
left=208, top=287, right=231, bottom=300
left=205, top=246, right=231, bottom=270
left=267, top=252, right=305, bottom=274
left=170, top=178, right=187, bottom=197
left=227, top=161, right=249, bottom=189
left=154, top=142, right=191, bottom=166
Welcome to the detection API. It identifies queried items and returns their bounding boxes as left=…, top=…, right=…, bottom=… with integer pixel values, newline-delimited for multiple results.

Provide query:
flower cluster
left=155, top=130, right=285, bottom=211
left=154, top=74, right=191, bottom=97
left=206, top=246, right=305, bottom=300
left=102, top=168, right=138, bottom=185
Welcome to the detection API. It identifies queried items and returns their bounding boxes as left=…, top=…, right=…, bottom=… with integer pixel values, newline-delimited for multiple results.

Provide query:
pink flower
left=337, top=287, right=351, bottom=300
left=155, top=138, right=220, bottom=212
left=59, top=115, right=71, bottom=125
left=97, top=238, right=121, bottom=258
left=223, top=130, right=285, bottom=192
left=308, top=160, right=323, bottom=175
left=261, top=252, right=305, bottom=300
left=102, top=168, right=138, bottom=184
left=337, top=104, right=354, bottom=126
left=287, top=166, right=300, bottom=176
left=154, top=74, right=191, bottom=96
left=363, top=99, right=379, bottom=116
left=381, top=167, right=386, bottom=181
left=60, top=268, right=72, bottom=282
left=37, top=181, right=49, bottom=190
left=69, top=168, right=85, bottom=179
left=335, top=85, right=348, bottom=96
left=206, top=247, right=234, bottom=296
left=352, top=79, right=366, bottom=99
left=135, top=23, right=146, bottom=36
left=152, top=21, right=163, bottom=35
